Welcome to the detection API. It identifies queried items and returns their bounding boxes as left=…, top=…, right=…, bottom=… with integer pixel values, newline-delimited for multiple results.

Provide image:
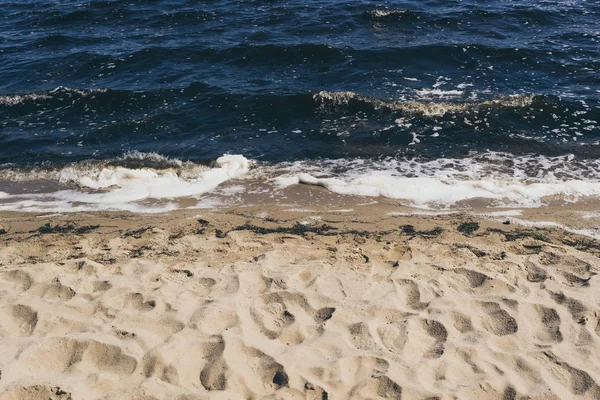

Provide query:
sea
left=1, top=0, right=599, bottom=212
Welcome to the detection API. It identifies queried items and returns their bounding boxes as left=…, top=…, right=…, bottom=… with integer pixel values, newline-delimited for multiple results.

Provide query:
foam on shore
left=0, top=154, right=249, bottom=213
left=286, top=172, right=600, bottom=208
left=2, top=152, right=600, bottom=212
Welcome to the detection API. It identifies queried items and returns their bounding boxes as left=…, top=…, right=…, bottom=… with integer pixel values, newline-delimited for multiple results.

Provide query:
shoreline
left=1, top=201, right=600, bottom=399
left=2, top=177, right=600, bottom=237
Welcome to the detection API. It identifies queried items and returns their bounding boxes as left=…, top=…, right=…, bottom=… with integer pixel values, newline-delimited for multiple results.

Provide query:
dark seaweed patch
left=401, top=225, right=443, bottom=238
left=487, top=228, right=549, bottom=242
left=457, top=221, right=479, bottom=235
left=74, top=225, right=100, bottom=234
left=215, top=229, right=227, bottom=238
left=37, top=223, right=75, bottom=234
left=233, top=223, right=336, bottom=237
left=33, top=223, right=99, bottom=235
left=131, top=245, right=151, bottom=258
left=123, top=226, right=151, bottom=238
left=401, top=225, right=416, bottom=235
left=561, top=237, right=600, bottom=254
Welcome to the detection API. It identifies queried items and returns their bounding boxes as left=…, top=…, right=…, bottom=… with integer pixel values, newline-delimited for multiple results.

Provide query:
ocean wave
left=0, top=87, right=108, bottom=106
left=292, top=173, right=600, bottom=208
left=365, top=9, right=421, bottom=20
left=313, top=91, right=539, bottom=117
left=0, top=151, right=224, bottom=184
left=364, top=6, right=583, bottom=27
left=0, top=154, right=249, bottom=213
left=272, top=153, right=600, bottom=208
left=2, top=152, right=600, bottom=211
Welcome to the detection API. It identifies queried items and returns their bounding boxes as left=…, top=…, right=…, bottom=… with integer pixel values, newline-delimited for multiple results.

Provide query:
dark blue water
left=0, top=0, right=600, bottom=164
left=1, top=0, right=598, bottom=168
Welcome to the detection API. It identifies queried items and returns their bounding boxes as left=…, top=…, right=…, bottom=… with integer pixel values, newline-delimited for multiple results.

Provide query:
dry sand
left=1, top=200, right=600, bottom=399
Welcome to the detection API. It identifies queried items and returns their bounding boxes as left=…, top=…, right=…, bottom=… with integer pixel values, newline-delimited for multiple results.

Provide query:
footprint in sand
left=312, top=356, right=389, bottom=394
left=392, top=279, right=430, bottom=310
left=30, top=281, right=75, bottom=302
left=549, top=291, right=586, bottom=319
left=403, top=318, right=447, bottom=359
left=450, top=311, right=474, bottom=333
left=161, top=269, right=194, bottom=285
left=68, top=259, right=102, bottom=276
left=456, top=382, right=529, bottom=400
left=91, top=280, right=112, bottom=292
left=453, top=268, right=489, bottom=288
left=197, top=277, right=216, bottom=288
left=0, top=304, right=38, bottom=337
left=542, top=352, right=600, bottom=398
left=478, top=302, right=518, bottom=336
left=123, top=292, right=157, bottom=312
left=189, top=303, right=239, bottom=335
left=374, top=317, right=447, bottom=359
left=250, top=291, right=323, bottom=344
left=250, top=298, right=296, bottom=340
left=238, top=270, right=271, bottom=296
left=348, top=375, right=402, bottom=400
left=141, top=353, right=179, bottom=385
left=223, top=340, right=289, bottom=396
left=189, top=277, right=216, bottom=296
left=520, top=304, right=562, bottom=344
left=199, top=335, right=228, bottom=391
left=313, top=307, right=336, bottom=324
left=201, top=276, right=239, bottom=299
left=113, top=314, right=185, bottom=345
left=376, top=323, right=408, bottom=355
left=18, top=337, right=137, bottom=377
left=347, top=322, right=377, bottom=351
left=0, top=270, right=33, bottom=292
left=453, top=268, right=516, bottom=294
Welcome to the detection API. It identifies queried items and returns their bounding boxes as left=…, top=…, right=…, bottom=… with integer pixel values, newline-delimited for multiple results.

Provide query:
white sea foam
left=0, top=93, right=52, bottom=106
left=415, top=88, right=464, bottom=99
left=0, top=155, right=249, bottom=213
left=271, top=153, right=600, bottom=209
left=2, top=152, right=600, bottom=212
left=475, top=210, right=524, bottom=217
left=290, top=173, right=600, bottom=208
left=388, top=211, right=457, bottom=216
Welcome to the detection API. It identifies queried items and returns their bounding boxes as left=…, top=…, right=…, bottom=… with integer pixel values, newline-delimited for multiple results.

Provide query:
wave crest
left=313, top=91, right=538, bottom=117
left=0, top=87, right=108, bottom=106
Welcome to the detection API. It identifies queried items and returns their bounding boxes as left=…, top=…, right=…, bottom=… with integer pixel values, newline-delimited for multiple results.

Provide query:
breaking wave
left=0, top=153, right=250, bottom=213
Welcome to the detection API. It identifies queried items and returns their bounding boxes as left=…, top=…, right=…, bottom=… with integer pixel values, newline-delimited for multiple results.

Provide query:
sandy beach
left=2, top=0, right=599, bottom=398
left=1, top=193, right=600, bottom=400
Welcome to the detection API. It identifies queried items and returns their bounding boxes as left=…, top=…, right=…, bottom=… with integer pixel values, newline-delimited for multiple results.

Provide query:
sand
left=1, top=201, right=600, bottom=399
